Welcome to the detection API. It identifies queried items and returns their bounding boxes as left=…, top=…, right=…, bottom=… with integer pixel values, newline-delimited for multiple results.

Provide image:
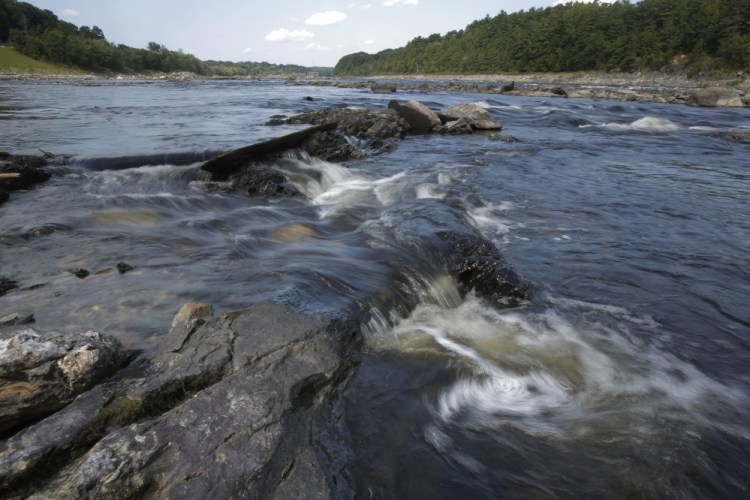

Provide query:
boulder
left=438, top=103, right=502, bottom=131
left=388, top=100, right=442, bottom=135
left=686, top=87, right=745, bottom=108
left=371, top=82, right=397, bottom=93
left=0, top=328, right=130, bottom=433
left=500, top=81, right=515, bottom=92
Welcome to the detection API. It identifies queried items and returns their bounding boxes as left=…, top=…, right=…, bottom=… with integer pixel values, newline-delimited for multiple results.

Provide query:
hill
left=335, top=0, right=750, bottom=76
left=0, top=0, right=328, bottom=77
left=0, top=46, right=81, bottom=74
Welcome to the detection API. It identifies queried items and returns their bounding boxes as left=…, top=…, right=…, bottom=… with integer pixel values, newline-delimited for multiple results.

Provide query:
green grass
left=0, top=47, right=84, bottom=75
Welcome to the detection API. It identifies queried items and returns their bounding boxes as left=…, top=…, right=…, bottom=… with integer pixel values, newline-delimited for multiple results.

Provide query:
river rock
left=437, top=230, right=530, bottom=306
left=388, top=100, right=442, bottom=135
left=269, top=107, right=410, bottom=160
left=0, top=328, right=129, bottom=433
left=0, top=153, right=51, bottom=206
left=27, top=301, right=353, bottom=499
left=371, top=82, right=397, bottom=93
left=0, top=384, right=115, bottom=495
left=0, top=277, right=18, bottom=297
left=686, top=87, right=745, bottom=107
left=438, top=103, right=503, bottom=131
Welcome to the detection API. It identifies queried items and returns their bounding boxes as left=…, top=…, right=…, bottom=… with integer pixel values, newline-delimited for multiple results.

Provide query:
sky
left=27, top=0, right=611, bottom=67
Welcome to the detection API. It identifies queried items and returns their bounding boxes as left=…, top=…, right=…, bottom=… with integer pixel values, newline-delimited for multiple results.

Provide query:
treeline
left=0, top=0, right=325, bottom=76
left=335, top=0, right=750, bottom=75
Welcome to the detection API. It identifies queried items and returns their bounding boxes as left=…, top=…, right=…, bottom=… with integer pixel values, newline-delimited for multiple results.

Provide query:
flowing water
left=2, top=79, right=749, bottom=497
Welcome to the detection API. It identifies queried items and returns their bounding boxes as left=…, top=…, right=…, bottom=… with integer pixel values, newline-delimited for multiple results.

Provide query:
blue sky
left=27, top=1, right=610, bottom=66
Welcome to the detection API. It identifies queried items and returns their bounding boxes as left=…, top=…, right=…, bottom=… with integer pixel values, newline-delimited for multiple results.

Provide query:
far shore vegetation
left=1, top=0, right=748, bottom=78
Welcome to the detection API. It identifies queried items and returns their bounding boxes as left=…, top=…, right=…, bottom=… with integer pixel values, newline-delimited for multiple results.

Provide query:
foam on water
left=582, top=116, right=682, bottom=132
left=368, top=293, right=747, bottom=439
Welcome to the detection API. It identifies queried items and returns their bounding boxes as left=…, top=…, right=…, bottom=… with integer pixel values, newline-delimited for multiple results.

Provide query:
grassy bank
left=0, top=47, right=84, bottom=76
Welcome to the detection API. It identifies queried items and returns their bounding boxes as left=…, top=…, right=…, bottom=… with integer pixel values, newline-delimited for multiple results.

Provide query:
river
left=1, top=79, right=749, bottom=497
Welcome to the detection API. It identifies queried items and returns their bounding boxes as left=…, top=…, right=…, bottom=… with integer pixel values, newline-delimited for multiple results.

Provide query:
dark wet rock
left=551, top=86, right=569, bottom=97
left=25, top=301, right=353, bottom=499
left=687, top=87, right=745, bottom=107
left=0, top=328, right=130, bottom=434
left=116, top=262, right=134, bottom=274
left=0, top=313, right=34, bottom=328
left=270, top=107, right=409, bottom=160
left=239, top=167, right=303, bottom=198
left=488, top=134, right=520, bottom=143
left=388, top=100, right=441, bottom=135
left=500, top=81, right=515, bottom=92
left=0, top=277, right=18, bottom=297
left=0, top=153, right=51, bottom=206
left=276, top=107, right=408, bottom=140
left=302, top=129, right=365, bottom=162
left=23, top=224, right=58, bottom=238
left=371, top=82, right=397, bottom=93
left=438, top=103, right=503, bottom=131
left=68, top=267, right=90, bottom=279
left=437, top=230, right=530, bottom=306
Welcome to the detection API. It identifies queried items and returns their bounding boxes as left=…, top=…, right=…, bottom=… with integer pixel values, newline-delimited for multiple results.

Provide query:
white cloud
left=61, top=8, right=80, bottom=16
left=382, top=0, right=418, bottom=6
left=265, top=28, right=315, bottom=42
left=305, top=43, right=339, bottom=52
left=364, top=39, right=374, bottom=45
left=362, top=4, right=372, bottom=9
left=243, top=47, right=253, bottom=53
left=305, top=10, right=348, bottom=26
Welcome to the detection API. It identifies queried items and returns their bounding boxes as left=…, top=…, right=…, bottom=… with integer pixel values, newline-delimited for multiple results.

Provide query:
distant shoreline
left=2, top=69, right=747, bottom=107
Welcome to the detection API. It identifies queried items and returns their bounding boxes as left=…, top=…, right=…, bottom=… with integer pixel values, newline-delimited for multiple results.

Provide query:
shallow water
left=1, top=79, right=749, bottom=496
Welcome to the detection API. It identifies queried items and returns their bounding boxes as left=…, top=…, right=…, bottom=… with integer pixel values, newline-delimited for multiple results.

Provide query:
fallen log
left=201, top=122, right=337, bottom=180
left=0, top=173, right=21, bottom=180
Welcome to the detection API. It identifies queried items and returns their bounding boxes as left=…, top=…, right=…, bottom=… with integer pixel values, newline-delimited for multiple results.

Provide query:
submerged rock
left=0, top=277, right=18, bottom=297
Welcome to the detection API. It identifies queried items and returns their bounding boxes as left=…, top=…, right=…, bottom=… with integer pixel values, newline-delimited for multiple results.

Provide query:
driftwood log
left=201, top=123, right=337, bottom=180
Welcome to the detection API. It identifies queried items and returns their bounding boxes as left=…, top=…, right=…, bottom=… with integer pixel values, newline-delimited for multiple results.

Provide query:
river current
left=1, top=79, right=749, bottom=497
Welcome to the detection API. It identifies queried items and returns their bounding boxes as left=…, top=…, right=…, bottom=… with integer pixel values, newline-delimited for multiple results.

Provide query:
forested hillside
left=335, top=0, right=750, bottom=75
left=0, top=0, right=325, bottom=75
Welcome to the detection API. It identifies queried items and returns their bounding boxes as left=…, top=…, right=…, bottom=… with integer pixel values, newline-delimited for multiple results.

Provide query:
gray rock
left=371, top=82, right=397, bottom=93
left=434, top=117, right=474, bottom=135
left=0, top=328, right=129, bottom=433
left=30, top=302, right=349, bottom=499
left=388, top=100, right=442, bottom=134
left=687, top=87, right=745, bottom=107
left=0, top=384, right=114, bottom=495
left=438, top=103, right=503, bottom=131
left=270, top=107, right=409, bottom=160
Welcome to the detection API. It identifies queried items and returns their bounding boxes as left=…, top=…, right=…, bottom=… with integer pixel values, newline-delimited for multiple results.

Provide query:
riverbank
left=289, top=71, right=749, bottom=107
